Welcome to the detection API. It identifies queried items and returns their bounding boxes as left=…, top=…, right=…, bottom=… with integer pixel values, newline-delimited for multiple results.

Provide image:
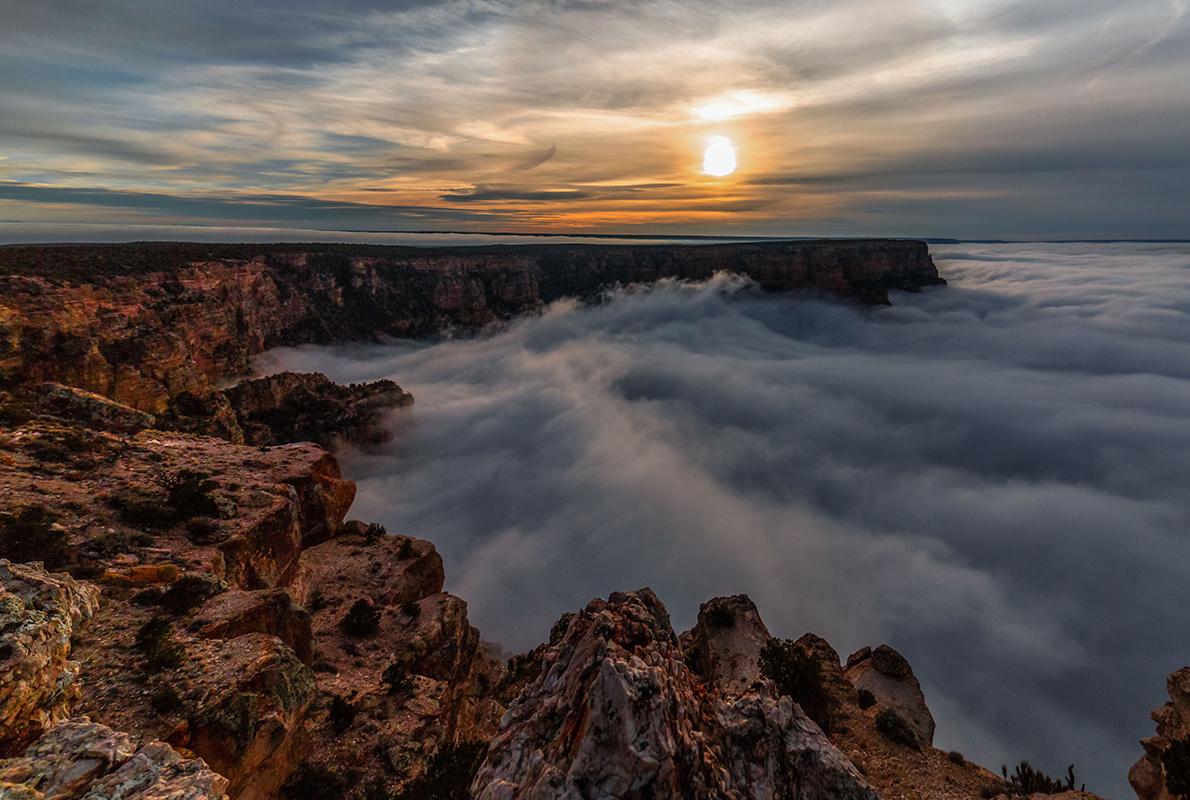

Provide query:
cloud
left=0, top=0, right=1188, bottom=236
left=259, top=243, right=1190, bottom=797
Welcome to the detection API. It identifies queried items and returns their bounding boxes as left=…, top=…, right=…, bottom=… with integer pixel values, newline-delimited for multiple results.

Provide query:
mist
left=258, top=243, right=1190, bottom=797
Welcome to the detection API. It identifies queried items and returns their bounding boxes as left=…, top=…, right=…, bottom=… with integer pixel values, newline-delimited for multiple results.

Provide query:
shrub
left=109, top=489, right=174, bottom=529
left=1163, top=738, right=1190, bottom=799
left=875, top=708, right=919, bottom=750
left=328, top=694, right=358, bottom=734
left=1000, top=761, right=1080, bottom=795
left=81, top=529, right=155, bottom=559
left=158, top=573, right=223, bottom=615
left=159, top=469, right=220, bottom=520
left=150, top=684, right=183, bottom=715
left=282, top=763, right=352, bottom=800
left=340, top=599, right=381, bottom=637
left=185, top=517, right=224, bottom=544
left=381, top=663, right=412, bottom=695
left=135, top=616, right=183, bottom=669
left=857, top=688, right=876, bottom=709
left=948, top=751, right=965, bottom=765
left=397, top=538, right=414, bottom=559
left=306, top=589, right=329, bottom=613
left=394, top=742, right=487, bottom=800
left=364, top=523, right=387, bottom=544
left=758, top=638, right=829, bottom=732
left=0, top=505, right=68, bottom=568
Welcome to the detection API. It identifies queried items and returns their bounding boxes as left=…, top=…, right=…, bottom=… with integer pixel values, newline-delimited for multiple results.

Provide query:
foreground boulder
left=1130, top=667, right=1190, bottom=800
left=0, top=561, right=99, bottom=751
left=0, top=718, right=228, bottom=799
left=472, top=588, right=876, bottom=800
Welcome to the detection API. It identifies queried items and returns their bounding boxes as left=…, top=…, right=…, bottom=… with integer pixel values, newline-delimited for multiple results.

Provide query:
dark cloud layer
left=260, top=243, right=1190, bottom=797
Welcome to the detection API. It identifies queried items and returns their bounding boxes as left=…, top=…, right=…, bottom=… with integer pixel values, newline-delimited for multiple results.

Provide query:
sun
left=702, top=135, right=737, bottom=177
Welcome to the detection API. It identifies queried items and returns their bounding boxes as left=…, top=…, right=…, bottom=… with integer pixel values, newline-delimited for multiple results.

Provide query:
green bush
left=135, top=616, right=184, bottom=669
left=150, top=684, right=183, bottom=715
left=1161, top=740, right=1190, bottom=799
left=158, top=573, right=223, bottom=615
left=947, top=751, right=965, bottom=765
left=382, top=663, right=413, bottom=695
left=340, top=599, right=381, bottom=637
left=0, top=505, right=68, bottom=568
left=758, top=638, right=830, bottom=732
left=1000, top=761, right=1080, bottom=795
left=328, top=694, right=358, bottom=734
left=875, top=708, right=919, bottom=750
left=160, top=469, right=220, bottom=519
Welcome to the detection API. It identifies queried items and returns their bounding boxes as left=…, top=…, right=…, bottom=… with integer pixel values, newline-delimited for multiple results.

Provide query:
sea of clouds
left=259, top=243, right=1190, bottom=796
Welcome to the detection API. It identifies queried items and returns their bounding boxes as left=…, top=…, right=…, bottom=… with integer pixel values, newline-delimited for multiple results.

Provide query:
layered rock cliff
left=0, top=240, right=944, bottom=411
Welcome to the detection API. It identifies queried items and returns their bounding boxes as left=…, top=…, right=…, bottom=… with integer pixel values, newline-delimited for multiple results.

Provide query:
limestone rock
left=0, top=561, right=99, bottom=750
left=172, top=634, right=315, bottom=800
left=846, top=644, right=936, bottom=748
left=193, top=589, right=313, bottom=664
left=0, top=718, right=228, bottom=799
left=682, top=594, right=771, bottom=696
left=471, top=588, right=875, bottom=800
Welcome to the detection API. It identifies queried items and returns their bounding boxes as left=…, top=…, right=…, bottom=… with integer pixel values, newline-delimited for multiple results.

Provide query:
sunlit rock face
left=0, top=562, right=99, bottom=751
left=0, top=240, right=942, bottom=411
left=0, top=719, right=229, bottom=800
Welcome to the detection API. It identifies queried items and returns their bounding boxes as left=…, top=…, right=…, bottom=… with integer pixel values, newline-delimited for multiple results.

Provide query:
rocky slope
left=0, top=385, right=497, bottom=799
left=0, top=240, right=943, bottom=411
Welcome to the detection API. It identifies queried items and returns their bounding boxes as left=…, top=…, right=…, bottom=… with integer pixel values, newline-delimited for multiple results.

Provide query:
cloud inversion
left=260, top=243, right=1190, bottom=797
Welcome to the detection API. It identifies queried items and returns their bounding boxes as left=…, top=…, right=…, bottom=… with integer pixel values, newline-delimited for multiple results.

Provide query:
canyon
left=0, top=241, right=1180, bottom=800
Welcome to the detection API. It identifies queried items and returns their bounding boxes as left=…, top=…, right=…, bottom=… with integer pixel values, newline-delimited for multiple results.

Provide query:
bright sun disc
left=702, top=135, right=737, bottom=177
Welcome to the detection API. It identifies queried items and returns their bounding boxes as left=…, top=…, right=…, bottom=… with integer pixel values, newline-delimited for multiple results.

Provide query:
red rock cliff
left=0, top=240, right=943, bottom=411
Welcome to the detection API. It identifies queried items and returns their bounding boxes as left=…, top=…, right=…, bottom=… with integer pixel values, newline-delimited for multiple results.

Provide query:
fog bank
left=259, top=243, right=1190, bottom=797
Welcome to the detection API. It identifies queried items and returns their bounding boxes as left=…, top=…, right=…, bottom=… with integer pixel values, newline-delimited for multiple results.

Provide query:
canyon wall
left=0, top=240, right=943, bottom=411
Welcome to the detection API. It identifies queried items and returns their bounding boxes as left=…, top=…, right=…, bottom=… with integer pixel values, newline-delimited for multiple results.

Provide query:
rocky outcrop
left=682, top=594, right=771, bottom=696
left=296, top=528, right=503, bottom=798
left=0, top=718, right=229, bottom=799
left=0, top=561, right=99, bottom=752
left=1130, top=667, right=1190, bottom=800
left=472, top=588, right=877, bottom=800
left=846, top=644, right=936, bottom=748
left=163, top=372, right=413, bottom=447
left=1, top=386, right=503, bottom=799
left=173, top=634, right=315, bottom=800
left=0, top=240, right=944, bottom=411
left=193, top=589, right=313, bottom=663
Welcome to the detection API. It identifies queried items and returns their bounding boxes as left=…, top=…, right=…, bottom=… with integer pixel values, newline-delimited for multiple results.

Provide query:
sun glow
left=702, top=136, right=737, bottom=177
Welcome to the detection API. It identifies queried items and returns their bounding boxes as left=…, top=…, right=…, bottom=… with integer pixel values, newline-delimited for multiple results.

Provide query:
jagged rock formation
left=846, top=644, right=936, bottom=748
left=472, top=588, right=877, bottom=800
left=0, top=562, right=99, bottom=752
left=0, top=386, right=499, bottom=798
left=0, top=240, right=944, bottom=411
left=0, top=718, right=228, bottom=799
left=1130, top=666, right=1190, bottom=800
left=162, top=371, right=413, bottom=447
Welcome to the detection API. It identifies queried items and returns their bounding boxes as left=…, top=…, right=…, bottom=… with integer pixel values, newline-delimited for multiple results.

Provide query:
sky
left=1, top=0, right=1188, bottom=240
left=260, top=242, right=1190, bottom=797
